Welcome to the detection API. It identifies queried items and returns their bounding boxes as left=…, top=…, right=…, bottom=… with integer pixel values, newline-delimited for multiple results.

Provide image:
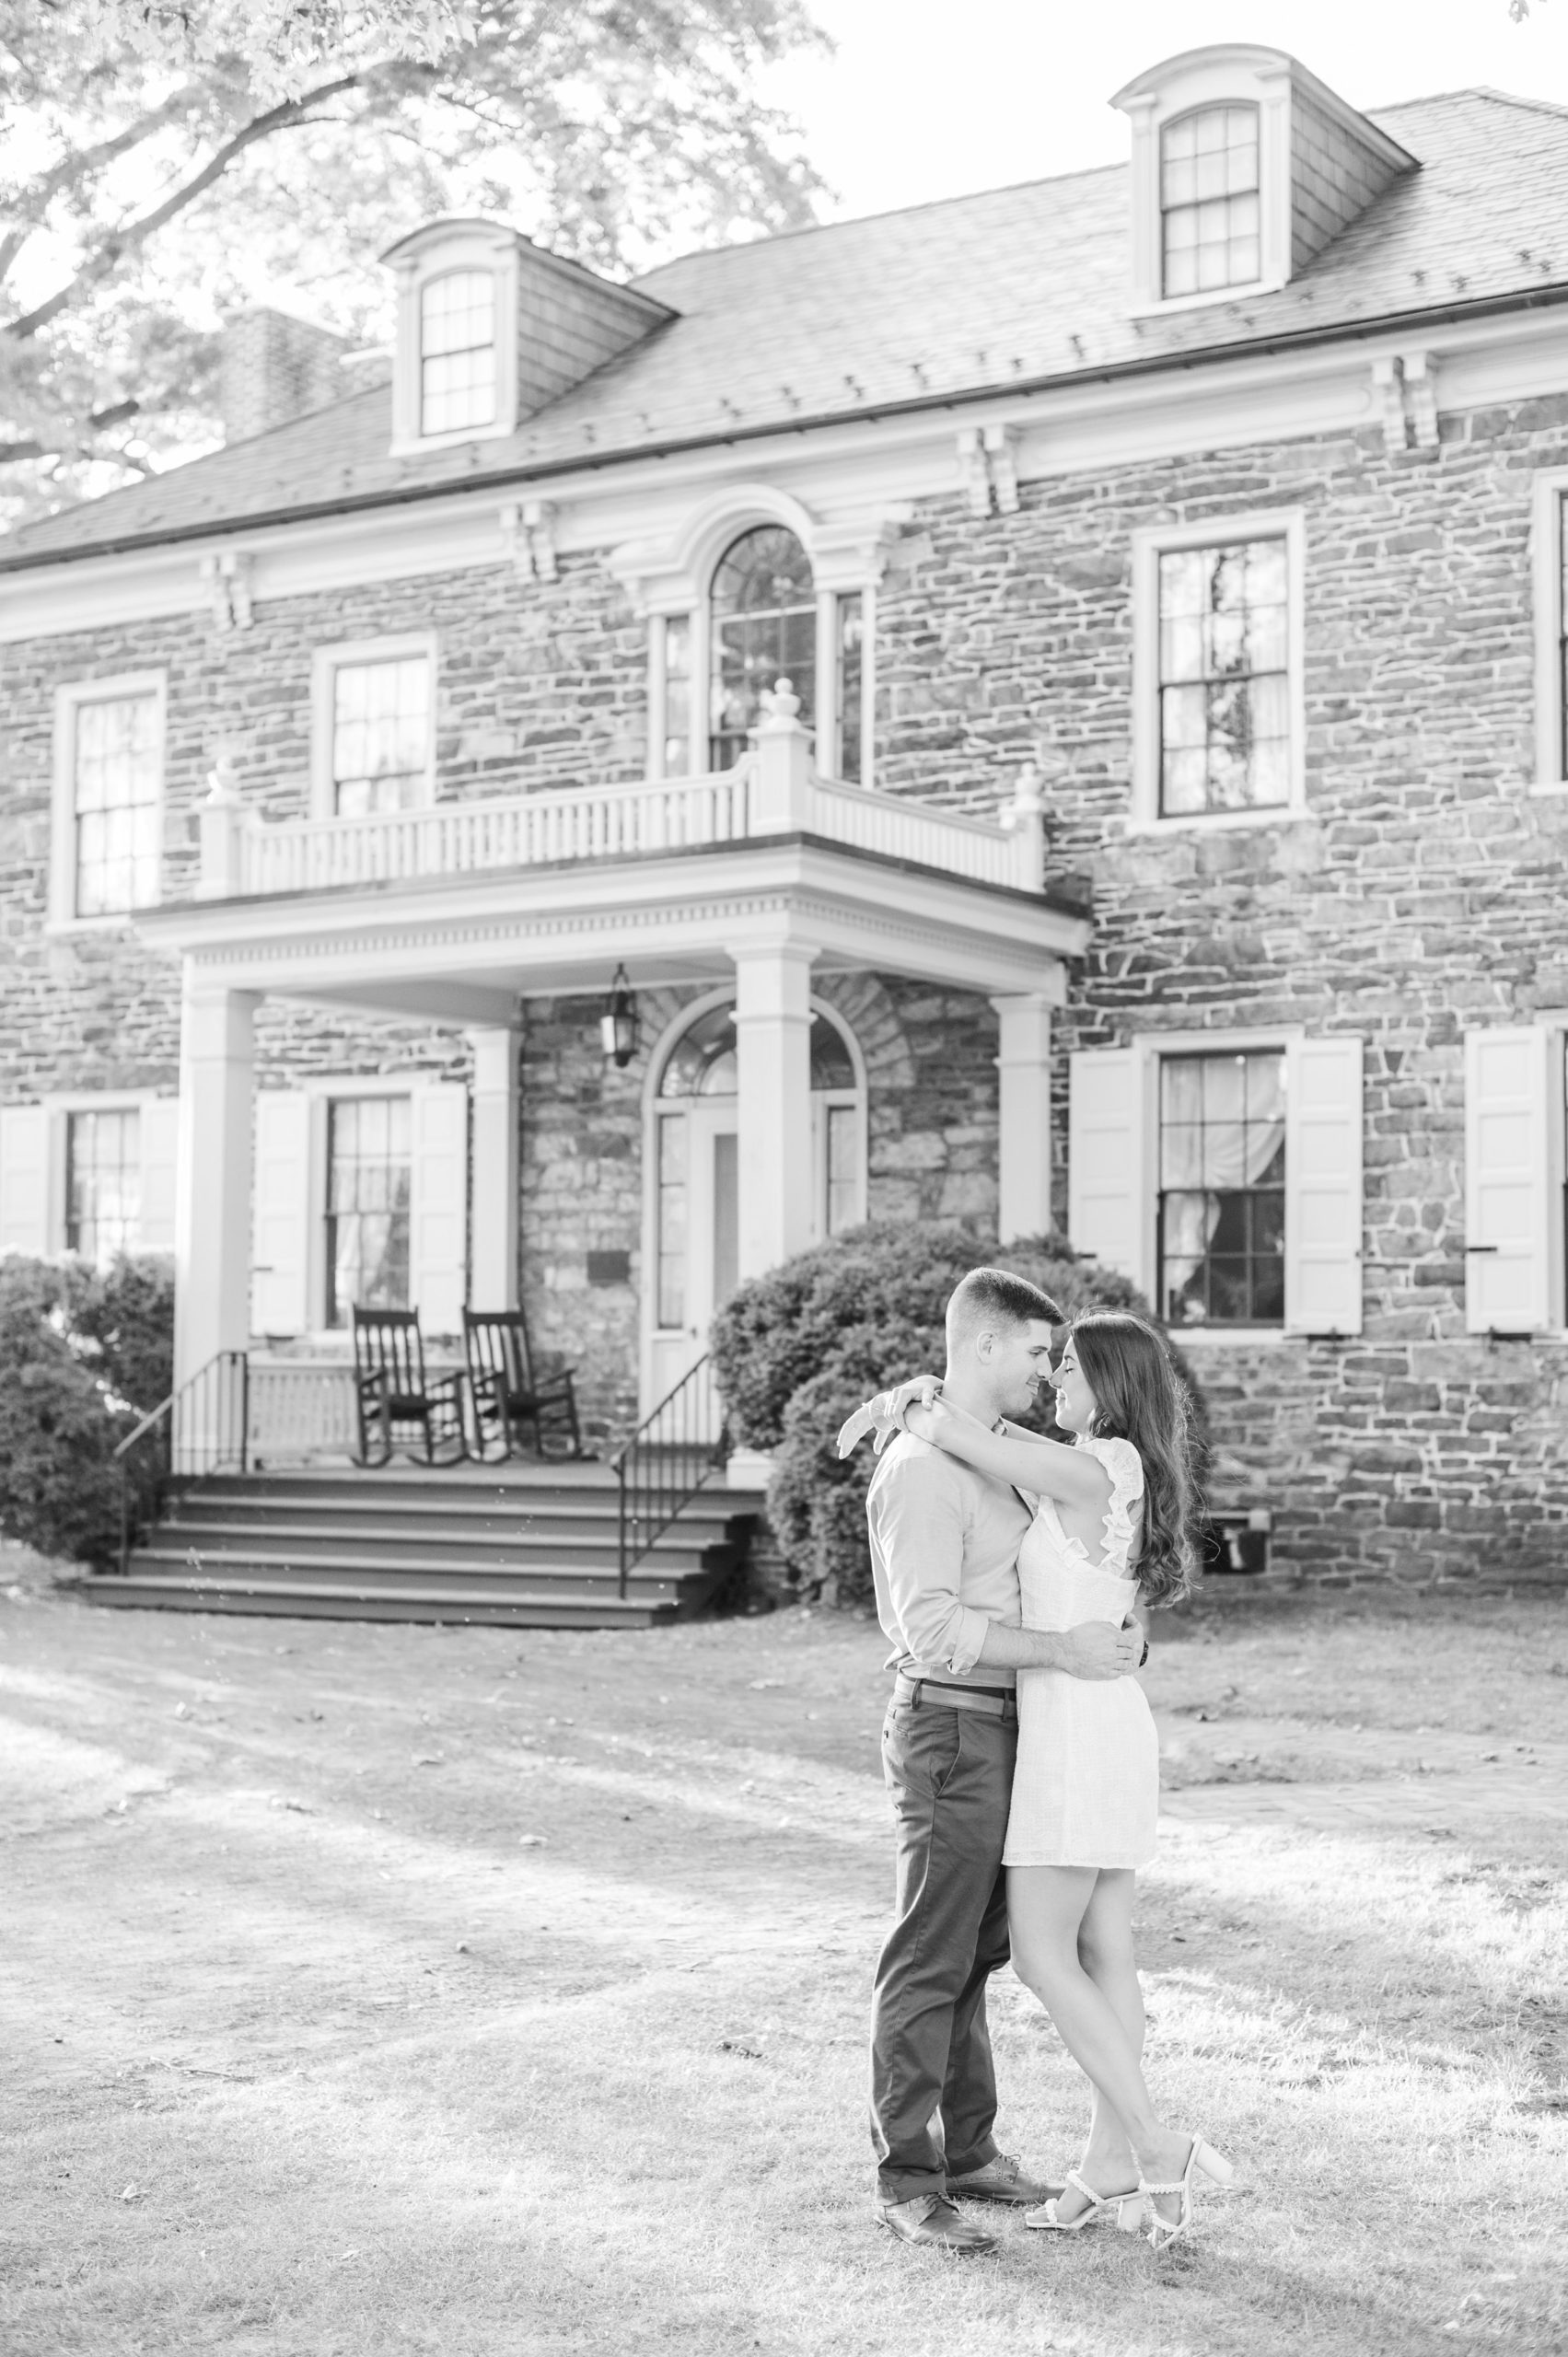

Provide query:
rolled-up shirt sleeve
left=869, top=1455, right=993, bottom=1676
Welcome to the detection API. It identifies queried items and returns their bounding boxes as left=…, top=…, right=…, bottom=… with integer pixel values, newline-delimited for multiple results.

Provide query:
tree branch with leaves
left=0, top=0, right=828, bottom=526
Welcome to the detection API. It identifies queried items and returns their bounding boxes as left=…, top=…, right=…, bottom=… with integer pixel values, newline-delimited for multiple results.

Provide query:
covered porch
left=139, top=693, right=1091, bottom=1418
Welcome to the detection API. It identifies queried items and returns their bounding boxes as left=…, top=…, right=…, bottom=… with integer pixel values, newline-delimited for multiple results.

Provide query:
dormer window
left=1160, top=106, right=1260, bottom=297
left=1114, top=47, right=1416, bottom=316
left=382, top=217, right=673, bottom=460
left=420, top=271, right=496, bottom=436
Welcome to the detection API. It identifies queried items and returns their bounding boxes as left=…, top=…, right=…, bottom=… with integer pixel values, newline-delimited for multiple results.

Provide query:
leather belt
left=895, top=1674, right=1017, bottom=1721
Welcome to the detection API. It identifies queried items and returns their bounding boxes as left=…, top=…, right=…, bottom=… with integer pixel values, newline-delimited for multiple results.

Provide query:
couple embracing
left=839, top=1268, right=1233, bottom=2257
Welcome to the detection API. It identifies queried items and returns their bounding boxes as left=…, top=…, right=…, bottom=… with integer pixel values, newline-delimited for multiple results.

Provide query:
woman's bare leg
left=1009, top=1864, right=1190, bottom=2219
left=1070, top=1870, right=1144, bottom=2212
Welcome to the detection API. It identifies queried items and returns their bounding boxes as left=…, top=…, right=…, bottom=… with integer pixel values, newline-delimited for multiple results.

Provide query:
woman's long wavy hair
left=1068, top=1310, right=1202, bottom=1608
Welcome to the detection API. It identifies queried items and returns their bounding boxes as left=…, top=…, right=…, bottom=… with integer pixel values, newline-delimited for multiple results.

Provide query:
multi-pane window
left=72, top=691, right=160, bottom=916
left=331, top=656, right=431, bottom=816
left=826, top=1104, right=859, bottom=1235
left=710, top=526, right=816, bottom=770
left=835, top=593, right=864, bottom=783
left=664, top=614, right=692, bottom=775
left=65, top=1109, right=140, bottom=1260
left=325, top=1097, right=411, bottom=1328
left=1161, top=105, right=1260, bottom=297
left=1158, top=539, right=1290, bottom=816
left=655, top=1111, right=688, bottom=1329
left=420, top=271, right=496, bottom=436
left=1158, top=1051, right=1285, bottom=1327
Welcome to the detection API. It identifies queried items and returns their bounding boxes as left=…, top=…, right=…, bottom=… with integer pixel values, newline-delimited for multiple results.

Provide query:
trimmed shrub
left=710, top=1222, right=1204, bottom=1607
left=0, top=1253, right=175, bottom=1565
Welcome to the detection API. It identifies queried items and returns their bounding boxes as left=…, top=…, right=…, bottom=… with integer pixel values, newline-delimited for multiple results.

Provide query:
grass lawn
left=3, top=1556, right=1567, bottom=2357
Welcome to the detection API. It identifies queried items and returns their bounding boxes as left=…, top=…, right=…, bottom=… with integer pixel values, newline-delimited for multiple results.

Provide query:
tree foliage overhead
left=0, top=0, right=827, bottom=524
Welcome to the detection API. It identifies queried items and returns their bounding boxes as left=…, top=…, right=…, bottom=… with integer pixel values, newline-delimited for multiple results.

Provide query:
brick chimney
left=219, top=307, right=356, bottom=444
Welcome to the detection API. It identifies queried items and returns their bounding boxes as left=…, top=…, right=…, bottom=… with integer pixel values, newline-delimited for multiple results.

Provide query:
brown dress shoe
left=946, top=2152, right=1062, bottom=2206
left=877, top=2193, right=998, bottom=2253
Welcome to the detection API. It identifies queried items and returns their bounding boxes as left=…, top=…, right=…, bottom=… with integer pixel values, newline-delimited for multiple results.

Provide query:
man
left=861, top=1268, right=1143, bottom=2255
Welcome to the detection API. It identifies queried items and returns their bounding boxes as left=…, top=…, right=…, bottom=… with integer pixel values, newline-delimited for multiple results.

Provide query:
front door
left=645, top=1097, right=738, bottom=1426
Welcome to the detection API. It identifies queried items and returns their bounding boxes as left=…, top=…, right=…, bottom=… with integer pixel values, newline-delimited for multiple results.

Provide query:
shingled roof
left=6, top=88, right=1568, bottom=568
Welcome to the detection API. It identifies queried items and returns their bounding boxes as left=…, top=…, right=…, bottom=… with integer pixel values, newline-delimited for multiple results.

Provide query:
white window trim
left=34, top=1090, right=172, bottom=1253
left=1115, top=58, right=1293, bottom=316
left=309, top=633, right=437, bottom=821
left=1529, top=469, right=1568, bottom=795
left=1129, top=508, right=1307, bottom=834
left=388, top=229, right=519, bottom=457
left=1132, top=1024, right=1303, bottom=1343
left=629, top=485, right=889, bottom=788
left=275, top=1073, right=461, bottom=1343
left=49, top=670, right=167, bottom=934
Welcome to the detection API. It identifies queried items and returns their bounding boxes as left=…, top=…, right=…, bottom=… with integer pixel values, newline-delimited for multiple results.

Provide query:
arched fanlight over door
left=709, top=526, right=816, bottom=771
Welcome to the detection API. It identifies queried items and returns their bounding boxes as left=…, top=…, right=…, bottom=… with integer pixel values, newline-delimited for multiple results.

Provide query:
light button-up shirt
left=866, top=1432, right=1033, bottom=1689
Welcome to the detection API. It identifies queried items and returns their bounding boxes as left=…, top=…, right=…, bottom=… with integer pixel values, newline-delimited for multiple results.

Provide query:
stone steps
left=79, top=1460, right=767, bottom=1630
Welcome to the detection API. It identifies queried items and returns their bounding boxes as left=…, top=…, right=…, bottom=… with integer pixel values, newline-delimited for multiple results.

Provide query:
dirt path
left=4, top=1563, right=1566, bottom=2357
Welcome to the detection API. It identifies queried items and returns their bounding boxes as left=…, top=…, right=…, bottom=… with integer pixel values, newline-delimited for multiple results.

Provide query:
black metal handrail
left=612, top=1354, right=730, bottom=1599
left=112, top=1350, right=250, bottom=1574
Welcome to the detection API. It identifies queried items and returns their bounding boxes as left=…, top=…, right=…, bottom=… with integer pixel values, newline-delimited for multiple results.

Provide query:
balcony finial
left=758, top=676, right=802, bottom=729
left=204, top=750, right=241, bottom=807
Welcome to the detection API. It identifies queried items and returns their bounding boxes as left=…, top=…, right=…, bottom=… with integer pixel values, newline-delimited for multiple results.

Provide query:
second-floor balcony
left=195, top=681, right=1053, bottom=906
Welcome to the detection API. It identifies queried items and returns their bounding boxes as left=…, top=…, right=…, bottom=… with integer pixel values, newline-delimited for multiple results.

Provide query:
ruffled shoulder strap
left=1078, top=1434, right=1144, bottom=1574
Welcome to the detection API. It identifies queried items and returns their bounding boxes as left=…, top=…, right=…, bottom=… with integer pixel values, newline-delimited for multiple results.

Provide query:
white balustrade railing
left=196, top=690, right=1049, bottom=904
left=238, top=766, right=756, bottom=899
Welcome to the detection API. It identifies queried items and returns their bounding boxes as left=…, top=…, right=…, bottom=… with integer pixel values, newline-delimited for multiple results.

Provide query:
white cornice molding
left=6, top=302, right=1568, bottom=642
left=134, top=836, right=1086, bottom=1004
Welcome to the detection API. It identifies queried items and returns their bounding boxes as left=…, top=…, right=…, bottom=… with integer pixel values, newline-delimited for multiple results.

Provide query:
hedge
left=0, top=1254, right=175, bottom=1564
left=709, top=1222, right=1204, bottom=1607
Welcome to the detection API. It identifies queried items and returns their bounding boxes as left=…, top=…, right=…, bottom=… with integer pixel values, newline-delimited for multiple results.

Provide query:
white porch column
left=732, top=936, right=816, bottom=1279
left=992, top=992, right=1054, bottom=1244
left=468, top=1025, right=520, bottom=1309
left=174, top=975, right=258, bottom=1389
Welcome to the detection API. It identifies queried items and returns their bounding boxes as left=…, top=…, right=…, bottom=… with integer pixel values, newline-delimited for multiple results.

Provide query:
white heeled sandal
left=1025, top=2169, right=1145, bottom=2235
left=1139, top=2136, right=1235, bottom=2252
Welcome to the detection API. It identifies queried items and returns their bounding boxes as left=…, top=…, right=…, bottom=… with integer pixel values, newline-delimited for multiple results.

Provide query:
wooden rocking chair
left=462, top=1307, right=583, bottom=1462
left=352, top=1306, right=467, bottom=1467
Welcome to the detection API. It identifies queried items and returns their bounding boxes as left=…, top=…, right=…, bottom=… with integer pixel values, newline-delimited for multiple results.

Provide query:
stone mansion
left=3, top=41, right=1567, bottom=1588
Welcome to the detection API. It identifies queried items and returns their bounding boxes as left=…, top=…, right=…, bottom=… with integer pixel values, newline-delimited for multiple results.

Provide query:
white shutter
left=409, top=1084, right=468, bottom=1335
left=251, top=1090, right=311, bottom=1335
left=1068, top=1049, right=1144, bottom=1281
left=138, top=1097, right=180, bottom=1252
left=1284, top=1036, right=1364, bottom=1336
left=1464, top=1026, right=1557, bottom=1335
left=0, top=1105, right=50, bottom=1256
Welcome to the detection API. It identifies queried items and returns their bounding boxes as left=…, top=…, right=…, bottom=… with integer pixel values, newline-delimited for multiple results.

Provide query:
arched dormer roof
left=378, top=217, right=676, bottom=457
left=1111, top=45, right=1418, bottom=312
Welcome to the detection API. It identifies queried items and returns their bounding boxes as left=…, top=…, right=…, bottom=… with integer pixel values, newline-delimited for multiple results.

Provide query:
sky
left=761, top=0, right=1568, bottom=220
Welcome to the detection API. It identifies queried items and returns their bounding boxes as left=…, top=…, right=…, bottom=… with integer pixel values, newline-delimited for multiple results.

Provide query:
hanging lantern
left=599, top=963, right=639, bottom=1068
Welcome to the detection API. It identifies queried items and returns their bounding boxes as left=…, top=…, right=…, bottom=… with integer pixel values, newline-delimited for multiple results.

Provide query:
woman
left=854, top=1310, right=1232, bottom=2252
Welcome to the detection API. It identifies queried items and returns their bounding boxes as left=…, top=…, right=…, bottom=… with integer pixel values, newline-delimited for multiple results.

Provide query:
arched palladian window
left=708, top=526, right=817, bottom=772
left=1160, top=105, right=1260, bottom=297
left=646, top=1002, right=865, bottom=1399
left=420, top=270, right=496, bottom=436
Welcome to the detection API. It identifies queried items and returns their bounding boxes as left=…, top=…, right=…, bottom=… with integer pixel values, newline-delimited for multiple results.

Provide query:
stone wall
left=0, top=550, right=646, bottom=1100
left=873, top=396, right=1568, bottom=1587
left=518, top=976, right=1005, bottom=1446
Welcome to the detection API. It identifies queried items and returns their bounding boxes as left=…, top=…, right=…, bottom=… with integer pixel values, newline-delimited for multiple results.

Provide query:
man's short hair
left=946, top=1266, right=1063, bottom=1341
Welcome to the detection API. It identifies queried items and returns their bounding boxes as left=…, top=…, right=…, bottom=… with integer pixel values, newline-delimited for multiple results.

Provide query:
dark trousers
left=868, top=1689, right=1016, bottom=2203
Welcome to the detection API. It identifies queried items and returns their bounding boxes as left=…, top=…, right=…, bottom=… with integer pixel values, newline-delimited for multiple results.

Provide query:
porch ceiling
left=136, top=834, right=1092, bottom=1020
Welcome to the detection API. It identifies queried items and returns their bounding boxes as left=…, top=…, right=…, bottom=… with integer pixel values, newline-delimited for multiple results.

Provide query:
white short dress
left=1002, top=1434, right=1159, bottom=1871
